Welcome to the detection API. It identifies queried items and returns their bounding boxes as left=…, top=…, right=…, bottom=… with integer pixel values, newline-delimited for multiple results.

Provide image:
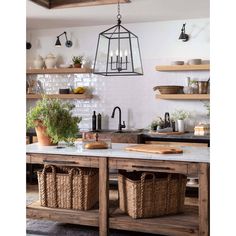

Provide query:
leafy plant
left=150, top=117, right=165, bottom=130
left=26, top=96, right=82, bottom=145
left=189, top=79, right=198, bottom=86
left=203, top=102, right=210, bottom=117
left=72, top=56, right=84, bottom=65
left=171, top=110, right=190, bottom=120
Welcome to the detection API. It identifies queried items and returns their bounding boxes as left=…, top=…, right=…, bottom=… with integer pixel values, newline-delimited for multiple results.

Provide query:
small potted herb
left=26, top=96, right=82, bottom=146
left=72, top=56, right=84, bottom=68
left=171, top=110, right=190, bottom=132
left=150, top=117, right=165, bottom=131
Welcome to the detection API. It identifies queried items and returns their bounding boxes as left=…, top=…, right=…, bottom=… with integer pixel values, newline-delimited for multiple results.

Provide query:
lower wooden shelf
left=109, top=206, right=199, bottom=236
left=26, top=93, right=93, bottom=99
left=27, top=201, right=99, bottom=226
left=156, top=94, right=210, bottom=100
left=27, top=200, right=198, bottom=236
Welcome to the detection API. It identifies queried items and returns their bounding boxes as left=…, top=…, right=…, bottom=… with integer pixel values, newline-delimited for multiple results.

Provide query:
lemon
left=73, top=87, right=85, bottom=94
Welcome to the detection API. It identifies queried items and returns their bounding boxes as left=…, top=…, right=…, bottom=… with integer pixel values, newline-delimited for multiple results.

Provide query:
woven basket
left=37, top=165, right=99, bottom=210
left=118, top=170, right=187, bottom=219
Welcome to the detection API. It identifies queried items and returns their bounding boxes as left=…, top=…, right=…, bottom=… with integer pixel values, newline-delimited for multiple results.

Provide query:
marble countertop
left=143, top=132, right=210, bottom=140
left=26, top=143, right=209, bottom=163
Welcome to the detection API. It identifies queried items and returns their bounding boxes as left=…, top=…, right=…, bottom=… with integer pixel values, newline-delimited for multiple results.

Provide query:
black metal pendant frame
left=93, top=19, right=143, bottom=76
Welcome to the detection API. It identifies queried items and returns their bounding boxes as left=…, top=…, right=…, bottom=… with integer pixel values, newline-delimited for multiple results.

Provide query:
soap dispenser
left=92, top=111, right=97, bottom=131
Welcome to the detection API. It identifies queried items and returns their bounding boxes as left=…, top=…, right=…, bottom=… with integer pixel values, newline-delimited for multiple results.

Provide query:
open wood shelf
left=27, top=200, right=198, bottom=236
left=156, top=94, right=210, bottom=100
left=26, top=67, right=92, bottom=74
left=26, top=93, right=93, bottom=99
left=156, top=64, right=210, bottom=71
left=109, top=206, right=199, bottom=236
left=27, top=201, right=99, bottom=226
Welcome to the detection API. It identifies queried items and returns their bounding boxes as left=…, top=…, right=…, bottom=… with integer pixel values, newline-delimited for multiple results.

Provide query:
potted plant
left=150, top=117, right=165, bottom=131
left=171, top=110, right=190, bottom=132
left=26, top=96, right=82, bottom=146
left=72, top=56, right=84, bottom=68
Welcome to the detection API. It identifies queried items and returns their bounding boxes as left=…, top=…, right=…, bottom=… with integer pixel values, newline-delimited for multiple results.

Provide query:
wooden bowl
left=153, top=86, right=184, bottom=94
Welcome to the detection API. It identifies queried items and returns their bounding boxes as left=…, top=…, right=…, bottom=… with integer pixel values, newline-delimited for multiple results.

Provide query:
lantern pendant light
left=93, top=0, right=143, bottom=76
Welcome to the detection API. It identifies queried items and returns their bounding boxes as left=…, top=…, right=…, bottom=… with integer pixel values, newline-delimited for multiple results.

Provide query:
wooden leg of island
left=199, top=163, right=209, bottom=236
left=99, top=157, right=109, bottom=236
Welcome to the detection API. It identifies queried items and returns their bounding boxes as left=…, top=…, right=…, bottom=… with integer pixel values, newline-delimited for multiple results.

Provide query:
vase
left=34, top=120, right=55, bottom=146
left=33, top=55, right=44, bottom=69
left=45, top=53, right=57, bottom=69
left=177, top=120, right=185, bottom=132
left=73, top=63, right=81, bottom=68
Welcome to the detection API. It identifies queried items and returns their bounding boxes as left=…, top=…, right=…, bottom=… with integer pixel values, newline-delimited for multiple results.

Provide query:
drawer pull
left=43, top=160, right=77, bottom=165
left=131, top=165, right=173, bottom=171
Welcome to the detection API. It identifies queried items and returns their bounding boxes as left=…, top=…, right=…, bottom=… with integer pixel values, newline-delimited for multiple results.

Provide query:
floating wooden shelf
left=26, top=68, right=92, bottom=74
left=26, top=94, right=93, bottom=99
left=156, top=94, right=210, bottom=100
left=156, top=64, right=210, bottom=71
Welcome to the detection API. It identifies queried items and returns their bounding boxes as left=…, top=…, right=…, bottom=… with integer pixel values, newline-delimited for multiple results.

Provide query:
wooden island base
left=26, top=144, right=209, bottom=236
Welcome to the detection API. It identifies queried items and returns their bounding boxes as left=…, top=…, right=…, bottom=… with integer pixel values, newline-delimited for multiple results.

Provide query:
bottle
left=92, top=111, right=96, bottom=131
left=97, top=113, right=102, bottom=131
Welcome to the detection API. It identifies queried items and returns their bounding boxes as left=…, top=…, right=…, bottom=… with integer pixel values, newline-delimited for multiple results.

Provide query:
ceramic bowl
left=188, top=59, right=202, bottom=65
left=171, top=61, right=184, bottom=65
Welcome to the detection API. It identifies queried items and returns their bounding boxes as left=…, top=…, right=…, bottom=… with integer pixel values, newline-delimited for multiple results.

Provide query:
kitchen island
left=26, top=143, right=209, bottom=236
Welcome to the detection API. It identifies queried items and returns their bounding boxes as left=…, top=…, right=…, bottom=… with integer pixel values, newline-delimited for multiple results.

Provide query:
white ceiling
left=27, top=0, right=209, bottom=30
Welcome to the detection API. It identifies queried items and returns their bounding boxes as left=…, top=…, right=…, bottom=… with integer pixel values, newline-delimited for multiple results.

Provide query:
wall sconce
left=179, top=23, right=189, bottom=42
left=55, top=31, right=73, bottom=48
left=26, top=42, right=32, bottom=50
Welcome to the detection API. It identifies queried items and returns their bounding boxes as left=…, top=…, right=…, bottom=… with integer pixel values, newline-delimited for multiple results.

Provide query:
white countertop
left=26, top=143, right=209, bottom=163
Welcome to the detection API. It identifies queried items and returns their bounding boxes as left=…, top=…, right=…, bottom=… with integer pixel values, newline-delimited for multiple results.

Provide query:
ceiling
left=27, top=0, right=210, bottom=30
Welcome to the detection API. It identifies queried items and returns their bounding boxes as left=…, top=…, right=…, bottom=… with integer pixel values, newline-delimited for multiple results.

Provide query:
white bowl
left=171, top=61, right=184, bottom=65
left=188, top=59, right=202, bottom=65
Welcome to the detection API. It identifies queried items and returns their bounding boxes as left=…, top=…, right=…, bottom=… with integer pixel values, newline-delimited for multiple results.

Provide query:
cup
left=198, top=81, right=209, bottom=94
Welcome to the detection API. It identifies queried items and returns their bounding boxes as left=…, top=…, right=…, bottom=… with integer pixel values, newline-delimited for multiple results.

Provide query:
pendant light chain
left=117, top=0, right=121, bottom=22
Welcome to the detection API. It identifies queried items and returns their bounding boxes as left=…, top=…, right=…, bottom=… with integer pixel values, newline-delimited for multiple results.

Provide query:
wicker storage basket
left=118, top=170, right=187, bottom=219
left=37, top=165, right=99, bottom=210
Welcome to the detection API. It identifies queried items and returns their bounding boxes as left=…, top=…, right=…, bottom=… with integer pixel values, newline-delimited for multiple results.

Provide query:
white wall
left=27, top=18, right=210, bottom=131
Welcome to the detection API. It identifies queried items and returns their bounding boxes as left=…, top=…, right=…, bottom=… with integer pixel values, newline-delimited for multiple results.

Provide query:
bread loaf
left=84, top=141, right=108, bottom=149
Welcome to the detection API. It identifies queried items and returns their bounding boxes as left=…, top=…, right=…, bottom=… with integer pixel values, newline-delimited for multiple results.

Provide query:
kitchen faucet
left=111, top=106, right=126, bottom=132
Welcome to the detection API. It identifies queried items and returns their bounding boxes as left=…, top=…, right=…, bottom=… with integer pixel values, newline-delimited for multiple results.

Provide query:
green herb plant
left=171, top=110, right=190, bottom=121
left=203, top=102, right=210, bottom=117
left=26, top=96, right=82, bottom=145
left=150, top=116, right=165, bottom=130
left=72, top=56, right=84, bottom=65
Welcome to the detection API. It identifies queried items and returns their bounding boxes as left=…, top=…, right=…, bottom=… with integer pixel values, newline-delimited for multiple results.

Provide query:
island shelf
left=26, top=144, right=209, bottom=236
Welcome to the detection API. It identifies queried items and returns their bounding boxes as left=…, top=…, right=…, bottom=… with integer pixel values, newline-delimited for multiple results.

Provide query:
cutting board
left=125, top=144, right=183, bottom=154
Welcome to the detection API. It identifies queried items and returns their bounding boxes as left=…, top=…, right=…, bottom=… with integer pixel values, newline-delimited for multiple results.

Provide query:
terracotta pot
left=73, top=63, right=81, bottom=68
left=34, top=121, right=54, bottom=146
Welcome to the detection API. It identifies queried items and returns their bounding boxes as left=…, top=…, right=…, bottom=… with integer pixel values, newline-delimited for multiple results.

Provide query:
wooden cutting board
left=125, top=144, right=183, bottom=154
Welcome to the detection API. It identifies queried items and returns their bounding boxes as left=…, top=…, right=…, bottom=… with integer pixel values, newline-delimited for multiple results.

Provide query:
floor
left=26, top=184, right=162, bottom=236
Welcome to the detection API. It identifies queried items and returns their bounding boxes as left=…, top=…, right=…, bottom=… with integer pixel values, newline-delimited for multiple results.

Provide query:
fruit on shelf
left=73, top=86, right=86, bottom=94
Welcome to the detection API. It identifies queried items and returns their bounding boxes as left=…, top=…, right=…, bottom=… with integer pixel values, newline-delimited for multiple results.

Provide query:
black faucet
left=111, top=106, right=126, bottom=132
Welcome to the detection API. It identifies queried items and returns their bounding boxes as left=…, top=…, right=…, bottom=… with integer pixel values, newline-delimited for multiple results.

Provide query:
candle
left=124, top=50, right=128, bottom=56
left=120, top=50, right=123, bottom=58
left=110, top=50, right=113, bottom=57
left=116, top=49, right=119, bottom=56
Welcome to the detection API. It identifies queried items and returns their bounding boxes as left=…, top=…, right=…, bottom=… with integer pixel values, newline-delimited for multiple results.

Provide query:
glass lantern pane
left=94, top=34, right=109, bottom=73
left=130, top=35, right=143, bottom=74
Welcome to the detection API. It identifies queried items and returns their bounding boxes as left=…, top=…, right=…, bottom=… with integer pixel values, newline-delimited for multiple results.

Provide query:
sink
left=89, top=129, right=144, bottom=133
left=113, top=129, right=143, bottom=133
